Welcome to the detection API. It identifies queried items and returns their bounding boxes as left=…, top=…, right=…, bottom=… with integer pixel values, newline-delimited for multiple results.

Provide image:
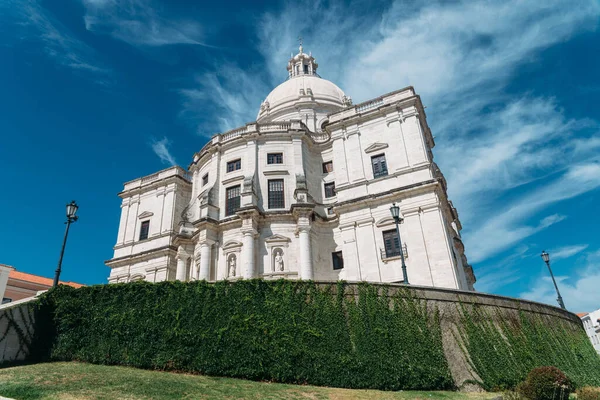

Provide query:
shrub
left=577, top=386, right=600, bottom=400
left=502, top=391, right=527, bottom=400
left=32, top=281, right=454, bottom=391
left=516, top=366, right=574, bottom=400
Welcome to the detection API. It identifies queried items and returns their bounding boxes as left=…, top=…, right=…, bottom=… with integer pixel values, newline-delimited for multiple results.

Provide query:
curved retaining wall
left=323, top=282, right=584, bottom=391
left=0, top=281, right=595, bottom=391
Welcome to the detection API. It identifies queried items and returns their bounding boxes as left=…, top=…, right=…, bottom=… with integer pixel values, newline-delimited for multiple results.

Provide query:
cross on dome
left=287, top=41, right=318, bottom=78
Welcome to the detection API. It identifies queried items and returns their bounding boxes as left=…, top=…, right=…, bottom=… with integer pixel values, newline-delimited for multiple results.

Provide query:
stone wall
left=319, top=282, right=583, bottom=390
left=0, top=297, right=36, bottom=364
left=0, top=282, right=588, bottom=392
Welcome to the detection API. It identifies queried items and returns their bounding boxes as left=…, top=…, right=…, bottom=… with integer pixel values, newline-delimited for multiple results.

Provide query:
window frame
left=267, top=179, right=285, bottom=209
left=139, top=220, right=150, bottom=241
left=382, top=229, right=402, bottom=258
left=322, top=161, right=333, bottom=174
left=225, top=185, right=241, bottom=216
left=324, top=182, right=336, bottom=198
left=267, top=153, right=284, bottom=165
left=202, top=173, right=209, bottom=186
left=371, top=153, right=388, bottom=178
left=332, top=251, right=344, bottom=270
left=226, top=159, right=241, bottom=173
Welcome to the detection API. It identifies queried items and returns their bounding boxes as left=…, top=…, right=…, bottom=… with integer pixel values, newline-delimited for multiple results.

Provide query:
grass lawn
left=0, top=362, right=499, bottom=400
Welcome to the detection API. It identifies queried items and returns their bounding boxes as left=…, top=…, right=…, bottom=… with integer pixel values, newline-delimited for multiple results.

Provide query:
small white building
left=105, top=46, right=476, bottom=290
left=579, top=310, right=600, bottom=355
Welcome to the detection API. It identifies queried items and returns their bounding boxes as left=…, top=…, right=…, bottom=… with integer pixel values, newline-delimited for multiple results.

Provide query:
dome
left=257, top=75, right=347, bottom=121
left=257, top=44, right=352, bottom=123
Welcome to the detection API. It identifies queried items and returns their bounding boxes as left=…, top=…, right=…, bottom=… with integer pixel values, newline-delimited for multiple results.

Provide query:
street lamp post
left=540, top=251, right=566, bottom=310
left=389, top=203, right=409, bottom=284
left=53, top=201, right=79, bottom=288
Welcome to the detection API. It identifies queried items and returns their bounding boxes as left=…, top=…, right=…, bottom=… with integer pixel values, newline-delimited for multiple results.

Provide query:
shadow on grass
left=0, top=383, right=47, bottom=400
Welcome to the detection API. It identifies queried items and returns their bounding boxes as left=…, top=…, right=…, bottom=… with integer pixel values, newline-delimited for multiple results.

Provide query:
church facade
left=105, top=46, right=476, bottom=290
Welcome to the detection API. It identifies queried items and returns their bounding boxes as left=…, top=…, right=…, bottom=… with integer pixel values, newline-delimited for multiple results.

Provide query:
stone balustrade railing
left=356, top=98, right=384, bottom=113
left=329, top=86, right=416, bottom=124
left=195, top=120, right=329, bottom=162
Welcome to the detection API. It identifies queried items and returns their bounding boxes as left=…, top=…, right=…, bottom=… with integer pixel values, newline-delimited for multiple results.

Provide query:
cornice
left=118, top=174, right=191, bottom=199
left=113, top=231, right=174, bottom=250
left=336, top=163, right=430, bottom=192
left=105, top=245, right=177, bottom=268
left=334, top=179, right=438, bottom=212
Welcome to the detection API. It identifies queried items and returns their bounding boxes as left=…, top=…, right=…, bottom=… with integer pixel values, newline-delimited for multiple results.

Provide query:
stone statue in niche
left=274, top=250, right=284, bottom=272
left=228, top=256, right=236, bottom=277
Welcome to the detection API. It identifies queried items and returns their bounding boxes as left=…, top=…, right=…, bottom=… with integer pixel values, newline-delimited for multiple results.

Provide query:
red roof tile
left=7, top=267, right=84, bottom=289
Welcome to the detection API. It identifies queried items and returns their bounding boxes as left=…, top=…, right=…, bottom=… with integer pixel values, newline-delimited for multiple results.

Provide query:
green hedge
left=24, top=280, right=600, bottom=391
left=458, top=303, right=600, bottom=391
left=33, top=280, right=453, bottom=391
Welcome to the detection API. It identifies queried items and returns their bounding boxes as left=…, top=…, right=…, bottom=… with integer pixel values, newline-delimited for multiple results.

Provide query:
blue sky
left=1, top=0, right=599, bottom=312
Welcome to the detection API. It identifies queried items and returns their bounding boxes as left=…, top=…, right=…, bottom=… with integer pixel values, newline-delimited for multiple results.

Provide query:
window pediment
left=375, top=217, right=396, bottom=228
left=138, top=211, right=154, bottom=219
left=265, top=234, right=291, bottom=244
left=222, top=240, right=243, bottom=251
left=365, top=142, right=389, bottom=154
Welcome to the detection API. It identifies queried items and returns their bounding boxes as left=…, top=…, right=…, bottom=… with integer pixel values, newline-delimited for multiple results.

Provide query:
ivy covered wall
left=1, top=280, right=599, bottom=391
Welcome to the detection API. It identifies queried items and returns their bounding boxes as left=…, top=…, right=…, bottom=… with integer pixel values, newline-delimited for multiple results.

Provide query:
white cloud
left=178, top=65, right=271, bottom=135
left=151, top=137, right=177, bottom=166
left=81, top=0, right=211, bottom=47
left=175, top=0, right=600, bottom=270
left=1, top=0, right=111, bottom=81
left=465, top=163, right=600, bottom=263
left=549, top=245, right=589, bottom=261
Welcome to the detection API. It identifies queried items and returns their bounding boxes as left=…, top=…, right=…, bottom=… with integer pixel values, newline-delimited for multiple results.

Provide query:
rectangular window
left=324, top=182, right=336, bottom=198
left=383, top=229, right=402, bottom=258
left=327, top=207, right=334, bottom=215
left=226, top=185, right=241, bottom=216
left=202, top=173, right=209, bottom=186
left=139, top=220, right=150, bottom=241
left=332, top=251, right=344, bottom=270
left=268, top=179, right=285, bottom=209
left=371, top=154, right=388, bottom=178
left=322, top=161, right=333, bottom=173
left=227, top=159, right=241, bottom=173
left=267, top=153, right=283, bottom=164
left=303, top=64, right=309, bottom=74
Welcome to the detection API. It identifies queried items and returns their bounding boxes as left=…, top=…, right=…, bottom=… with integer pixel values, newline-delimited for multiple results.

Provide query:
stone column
left=198, top=242, right=212, bottom=281
left=294, top=207, right=314, bottom=280
left=298, top=227, right=313, bottom=280
left=175, top=246, right=188, bottom=281
left=242, top=230, right=257, bottom=279
left=175, top=258, right=187, bottom=281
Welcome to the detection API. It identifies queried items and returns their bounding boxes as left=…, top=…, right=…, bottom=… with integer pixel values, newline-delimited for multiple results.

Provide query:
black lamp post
left=540, top=251, right=566, bottom=310
left=390, top=203, right=409, bottom=284
left=53, top=201, right=79, bottom=288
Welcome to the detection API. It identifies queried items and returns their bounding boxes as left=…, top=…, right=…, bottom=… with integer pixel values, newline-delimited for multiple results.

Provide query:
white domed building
left=106, top=46, right=476, bottom=290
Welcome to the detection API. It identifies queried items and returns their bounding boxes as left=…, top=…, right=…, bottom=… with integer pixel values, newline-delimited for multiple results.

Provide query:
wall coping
left=310, top=281, right=581, bottom=325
